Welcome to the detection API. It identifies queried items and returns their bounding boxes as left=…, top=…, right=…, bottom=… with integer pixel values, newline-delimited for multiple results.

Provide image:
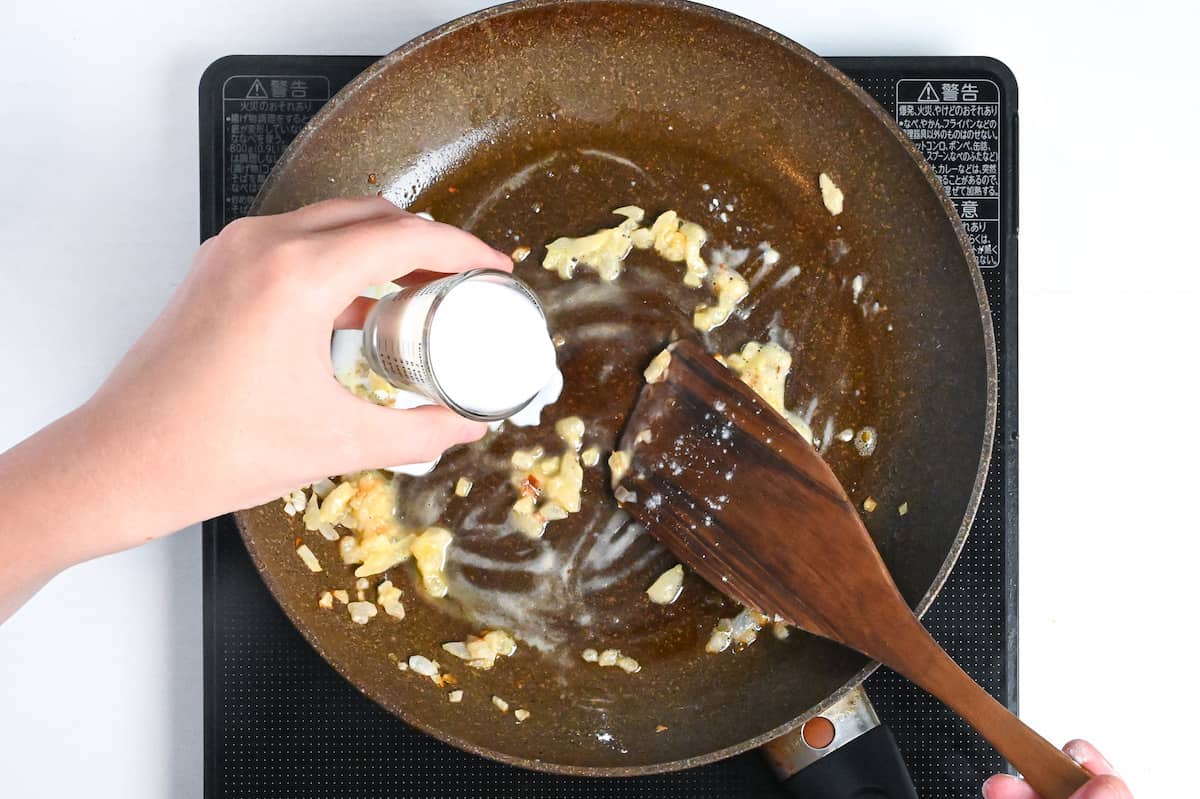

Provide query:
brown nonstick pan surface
left=241, top=0, right=996, bottom=776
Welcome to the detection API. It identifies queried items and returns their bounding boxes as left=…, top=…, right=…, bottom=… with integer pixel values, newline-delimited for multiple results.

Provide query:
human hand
left=95, top=197, right=511, bottom=522
left=2, top=197, right=512, bottom=614
left=983, top=740, right=1132, bottom=799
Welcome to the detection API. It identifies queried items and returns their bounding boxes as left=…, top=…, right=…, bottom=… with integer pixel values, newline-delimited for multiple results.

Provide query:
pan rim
left=244, top=0, right=999, bottom=777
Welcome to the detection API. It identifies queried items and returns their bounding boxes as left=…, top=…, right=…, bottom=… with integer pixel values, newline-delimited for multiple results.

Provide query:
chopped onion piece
left=555, top=416, right=586, bottom=450
left=705, top=619, right=733, bottom=653
left=615, top=655, right=641, bottom=674
left=608, top=450, right=631, bottom=486
left=295, top=544, right=322, bottom=573
left=347, top=601, right=377, bottom=624
left=411, top=527, right=453, bottom=598
left=819, top=172, right=844, bottom=215
left=408, top=655, right=439, bottom=677
left=442, top=641, right=471, bottom=660
left=376, top=580, right=405, bottom=619
left=643, top=349, right=672, bottom=384
left=646, top=564, right=684, bottom=605
left=483, top=629, right=517, bottom=657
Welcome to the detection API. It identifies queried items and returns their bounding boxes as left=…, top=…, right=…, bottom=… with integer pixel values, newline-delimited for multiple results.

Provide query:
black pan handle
left=776, top=725, right=918, bottom=799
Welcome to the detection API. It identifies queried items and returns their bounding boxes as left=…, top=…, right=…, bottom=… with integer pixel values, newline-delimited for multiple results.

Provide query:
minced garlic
left=643, top=348, right=672, bottom=384
left=295, top=544, right=322, bottom=573
left=509, top=418, right=586, bottom=538
left=554, top=415, right=586, bottom=451
left=608, top=450, right=631, bottom=486
left=583, top=647, right=641, bottom=674
left=407, top=655, right=440, bottom=680
left=693, top=265, right=749, bottom=332
left=581, top=446, right=601, bottom=467
left=347, top=601, right=377, bottom=625
left=706, top=608, right=770, bottom=654
left=705, top=618, right=733, bottom=653
left=411, top=527, right=453, bottom=598
left=442, top=629, right=517, bottom=671
left=721, top=341, right=814, bottom=444
left=318, top=471, right=415, bottom=578
left=454, top=477, right=473, bottom=497
left=646, top=564, right=684, bottom=605
left=632, top=210, right=709, bottom=287
left=281, top=489, right=307, bottom=516
left=819, top=172, right=844, bottom=215
left=542, top=206, right=644, bottom=281
left=376, top=580, right=405, bottom=620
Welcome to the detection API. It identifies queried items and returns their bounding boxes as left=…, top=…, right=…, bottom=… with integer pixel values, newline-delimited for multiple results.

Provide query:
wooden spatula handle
left=876, top=616, right=1090, bottom=799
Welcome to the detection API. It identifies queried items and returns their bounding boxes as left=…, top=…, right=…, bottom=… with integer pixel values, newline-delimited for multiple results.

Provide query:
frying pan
left=240, top=0, right=995, bottom=783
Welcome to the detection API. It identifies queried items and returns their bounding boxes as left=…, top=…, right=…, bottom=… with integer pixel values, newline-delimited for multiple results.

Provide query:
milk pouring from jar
left=361, top=269, right=560, bottom=426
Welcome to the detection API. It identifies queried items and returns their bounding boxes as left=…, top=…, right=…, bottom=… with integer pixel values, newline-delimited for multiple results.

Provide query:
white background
left=0, top=1, right=1195, bottom=796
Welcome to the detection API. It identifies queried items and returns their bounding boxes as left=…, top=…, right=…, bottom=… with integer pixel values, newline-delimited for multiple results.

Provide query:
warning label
left=895, top=79, right=1001, bottom=268
left=220, top=75, right=331, bottom=224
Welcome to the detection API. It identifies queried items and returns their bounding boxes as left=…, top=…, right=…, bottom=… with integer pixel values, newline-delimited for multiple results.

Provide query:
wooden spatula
left=614, top=339, right=1090, bottom=799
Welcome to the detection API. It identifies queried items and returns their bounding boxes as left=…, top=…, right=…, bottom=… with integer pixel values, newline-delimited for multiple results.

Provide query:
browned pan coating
left=241, top=0, right=995, bottom=775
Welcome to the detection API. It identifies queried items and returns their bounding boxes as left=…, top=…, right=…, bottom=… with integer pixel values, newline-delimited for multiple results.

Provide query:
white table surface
left=1, top=1, right=1195, bottom=796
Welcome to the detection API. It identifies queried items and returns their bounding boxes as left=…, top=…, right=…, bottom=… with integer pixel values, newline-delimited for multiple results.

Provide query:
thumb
left=353, top=403, right=487, bottom=468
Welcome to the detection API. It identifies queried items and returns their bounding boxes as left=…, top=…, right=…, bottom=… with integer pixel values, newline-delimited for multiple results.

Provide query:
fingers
left=333, top=297, right=377, bottom=330
left=982, top=774, right=1038, bottom=799
left=281, top=196, right=401, bottom=232
left=1063, top=740, right=1117, bottom=777
left=1069, top=775, right=1133, bottom=799
left=983, top=741, right=1132, bottom=799
left=982, top=772, right=1133, bottom=799
left=314, top=212, right=513, bottom=292
left=351, top=403, right=488, bottom=467
left=1063, top=741, right=1132, bottom=799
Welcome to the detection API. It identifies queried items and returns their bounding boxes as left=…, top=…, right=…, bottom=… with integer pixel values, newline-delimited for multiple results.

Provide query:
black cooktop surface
left=200, top=54, right=1018, bottom=798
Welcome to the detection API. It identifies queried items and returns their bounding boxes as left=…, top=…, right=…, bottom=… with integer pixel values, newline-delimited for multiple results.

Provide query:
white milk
left=427, top=277, right=558, bottom=417
left=332, top=275, right=562, bottom=476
